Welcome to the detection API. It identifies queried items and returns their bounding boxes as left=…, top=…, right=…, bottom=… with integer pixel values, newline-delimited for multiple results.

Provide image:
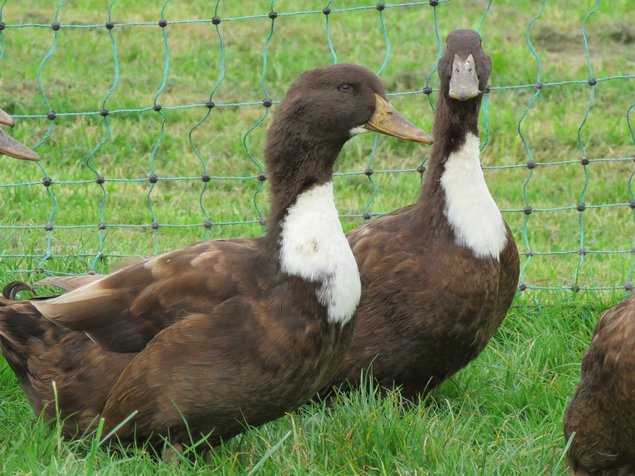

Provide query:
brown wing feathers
left=37, top=275, right=104, bottom=292
left=564, top=295, right=635, bottom=474
left=27, top=240, right=256, bottom=353
left=0, top=299, right=47, bottom=402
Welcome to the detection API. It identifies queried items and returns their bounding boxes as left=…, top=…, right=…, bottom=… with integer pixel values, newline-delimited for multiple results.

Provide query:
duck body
left=325, top=30, right=519, bottom=398
left=564, top=294, right=635, bottom=475
left=0, top=64, right=431, bottom=446
left=2, top=239, right=350, bottom=445
left=335, top=206, right=517, bottom=397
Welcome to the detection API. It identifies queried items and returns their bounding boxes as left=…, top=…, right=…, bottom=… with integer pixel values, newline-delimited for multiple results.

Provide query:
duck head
left=0, top=108, right=40, bottom=161
left=271, top=63, right=432, bottom=148
left=438, top=29, right=492, bottom=102
left=265, top=63, right=432, bottom=236
left=266, top=64, right=431, bottom=192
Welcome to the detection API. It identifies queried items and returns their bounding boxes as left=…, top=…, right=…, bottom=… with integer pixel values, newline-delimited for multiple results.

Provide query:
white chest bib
left=440, top=133, right=507, bottom=259
left=279, top=181, right=361, bottom=325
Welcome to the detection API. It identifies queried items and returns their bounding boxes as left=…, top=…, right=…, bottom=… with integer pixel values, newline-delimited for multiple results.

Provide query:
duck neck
left=418, top=92, right=507, bottom=259
left=263, top=126, right=361, bottom=325
left=265, top=130, right=344, bottom=246
left=420, top=92, right=481, bottom=204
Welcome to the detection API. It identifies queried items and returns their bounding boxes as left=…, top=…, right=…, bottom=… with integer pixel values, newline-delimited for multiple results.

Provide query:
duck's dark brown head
left=265, top=64, right=431, bottom=225
left=270, top=63, right=432, bottom=149
left=438, top=29, right=492, bottom=102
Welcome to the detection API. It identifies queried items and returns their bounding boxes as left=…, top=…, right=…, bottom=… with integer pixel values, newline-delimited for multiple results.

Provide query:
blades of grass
left=553, top=432, right=576, bottom=474
left=247, top=430, right=292, bottom=476
left=166, top=400, right=217, bottom=461
left=85, top=417, right=105, bottom=476
left=98, top=410, right=138, bottom=447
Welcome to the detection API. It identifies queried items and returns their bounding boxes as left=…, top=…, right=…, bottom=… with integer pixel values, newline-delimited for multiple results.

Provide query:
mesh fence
left=0, top=0, right=633, bottom=294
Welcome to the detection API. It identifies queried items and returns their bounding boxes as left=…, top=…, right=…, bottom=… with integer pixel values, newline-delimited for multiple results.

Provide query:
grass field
left=0, top=0, right=634, bottom=474
left=0, top=299, right=627, bottom=474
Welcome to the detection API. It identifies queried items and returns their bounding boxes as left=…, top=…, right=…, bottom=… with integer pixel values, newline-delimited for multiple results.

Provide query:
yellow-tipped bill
left=364, top=94, right=433, bottom=144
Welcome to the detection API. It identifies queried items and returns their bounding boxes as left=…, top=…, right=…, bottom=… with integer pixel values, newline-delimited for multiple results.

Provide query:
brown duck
left=0, top=64, right=432, bottom=448
left=564, top=294, right=635, bottom=475
left=324, top=30, right=520, bottom=399
left=0, top=108, right=39, bottom=160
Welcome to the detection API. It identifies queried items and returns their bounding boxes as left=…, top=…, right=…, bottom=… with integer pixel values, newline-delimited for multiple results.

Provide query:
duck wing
left=32, top=239, right=260, bottom=353
left=0, top=297, right=134, bottom=431
left=586, top=295, right=635, bottom=397
left=564, top=294, right=635, bottom=474
left=37, top=274, right=105, bottom=291
left=347, top=204, right=416, bottom=271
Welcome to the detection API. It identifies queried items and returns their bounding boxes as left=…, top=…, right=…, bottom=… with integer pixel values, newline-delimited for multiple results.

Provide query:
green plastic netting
left=0, top=0, right=633, bottom=295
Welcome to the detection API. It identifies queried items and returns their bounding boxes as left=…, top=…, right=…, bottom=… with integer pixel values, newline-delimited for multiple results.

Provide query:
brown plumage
left=0, top=64, right=431, bottom=448
left=323, top=30, right=520, bottom=399
left=564, top=294, right=635, bottom=475
left=0, top=107, right=40, bottom=161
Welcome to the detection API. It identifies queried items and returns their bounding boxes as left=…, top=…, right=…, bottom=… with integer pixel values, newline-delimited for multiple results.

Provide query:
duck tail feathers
left=0, top=299, right=44, bottom=385
left=2, top=281, right=36, bottom=300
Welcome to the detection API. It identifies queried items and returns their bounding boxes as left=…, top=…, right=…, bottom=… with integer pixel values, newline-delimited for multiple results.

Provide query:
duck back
left=564, top=295, right=635, bottom=475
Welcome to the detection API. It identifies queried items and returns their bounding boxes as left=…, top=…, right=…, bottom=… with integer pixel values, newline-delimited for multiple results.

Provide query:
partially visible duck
left=324, top=30, right=519, bottom=398
left=0, top=108, right=39, bottom=160
left=0, top=64, right=431, bottom=448
left=564, top=294, right=635, bottom=475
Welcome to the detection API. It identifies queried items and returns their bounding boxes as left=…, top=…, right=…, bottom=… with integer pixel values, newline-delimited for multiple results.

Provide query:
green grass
left=0, top=0, right=634, bottom=474
left=0, top=296, right=627, bottom=474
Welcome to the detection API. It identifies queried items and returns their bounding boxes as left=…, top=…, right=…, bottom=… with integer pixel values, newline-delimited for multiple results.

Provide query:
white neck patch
left=279, top=181, right=361, bottom=325
left=440, top=133, right=507, bottom=259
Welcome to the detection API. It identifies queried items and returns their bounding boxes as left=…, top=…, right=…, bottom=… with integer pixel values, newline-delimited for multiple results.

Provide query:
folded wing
left=33, top=239, right=259, bottom=353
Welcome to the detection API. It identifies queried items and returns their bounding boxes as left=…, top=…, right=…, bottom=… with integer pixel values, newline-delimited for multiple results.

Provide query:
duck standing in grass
left=324, top=30, right=519, bottom=399
left=564, top=294, right=635, bottom=475
left=0, top=108, right=39, bottom=160
left=0, top=64, right=432, bottom=448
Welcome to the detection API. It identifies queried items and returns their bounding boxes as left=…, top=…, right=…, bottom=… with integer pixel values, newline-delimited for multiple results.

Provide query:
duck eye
left=338, top=83, right=353, bottom=92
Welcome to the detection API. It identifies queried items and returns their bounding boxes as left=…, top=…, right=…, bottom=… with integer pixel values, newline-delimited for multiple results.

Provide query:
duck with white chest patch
left=0, top=64, right=432, bottom=449
left=323, top=29, right=520, bottom=398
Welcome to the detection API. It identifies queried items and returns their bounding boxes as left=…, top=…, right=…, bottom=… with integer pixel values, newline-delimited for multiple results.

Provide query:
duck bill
left=0, top=108, right=16, bottom=127
left=0, top=128, right=40, bottom=161
left=363, top=94, right=433, bottom=144
left=448, top=54, right=481, bottom=101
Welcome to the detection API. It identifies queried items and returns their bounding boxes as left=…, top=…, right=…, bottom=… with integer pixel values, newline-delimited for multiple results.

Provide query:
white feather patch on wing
left=440, top=132, right=507, bottom=259
left=36, top=274, right=104, bottom=292
left=279, top=181, right=361, bottom=325
left=31, top=274, right=113, bottom=319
